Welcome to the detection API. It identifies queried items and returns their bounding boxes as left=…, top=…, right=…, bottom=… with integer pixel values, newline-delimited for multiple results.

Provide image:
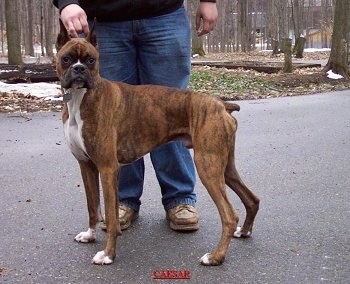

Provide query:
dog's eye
left=62, top=56, right=71, bottom=64
left=87, top=58, right=95, bottom=65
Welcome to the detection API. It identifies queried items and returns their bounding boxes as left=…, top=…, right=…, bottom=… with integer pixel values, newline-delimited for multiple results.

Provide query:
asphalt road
left=0, top=90, right=349, bottom=283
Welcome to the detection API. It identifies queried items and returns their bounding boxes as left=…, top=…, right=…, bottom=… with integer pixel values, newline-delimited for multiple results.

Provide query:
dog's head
left=55, top=19, right=99, bottom=90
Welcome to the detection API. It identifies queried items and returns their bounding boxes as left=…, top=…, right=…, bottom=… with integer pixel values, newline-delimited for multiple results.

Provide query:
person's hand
left=60, top=4, right=89, bottom=37
left=196, top=2, right=218, bottom=36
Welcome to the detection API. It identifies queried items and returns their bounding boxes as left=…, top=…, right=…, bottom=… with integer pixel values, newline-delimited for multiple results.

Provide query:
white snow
left=304, top=48, right=331, bottom=52
left=0, top=81, right=62, bottom=101
left=326, top=70, right=344, bottom=80
left=260, top=48, right=331, bottom=53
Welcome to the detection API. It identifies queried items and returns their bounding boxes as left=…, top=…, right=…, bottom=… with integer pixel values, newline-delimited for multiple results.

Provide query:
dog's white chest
left=63, top=88, right=89, bottom=161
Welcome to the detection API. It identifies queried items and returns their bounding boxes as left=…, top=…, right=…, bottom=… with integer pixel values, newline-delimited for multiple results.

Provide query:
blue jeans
left=94, top=7, right=196, bottom=212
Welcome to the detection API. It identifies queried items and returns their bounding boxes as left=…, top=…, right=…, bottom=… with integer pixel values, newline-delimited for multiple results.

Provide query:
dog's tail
left=223, top=101, right=240, bottom=113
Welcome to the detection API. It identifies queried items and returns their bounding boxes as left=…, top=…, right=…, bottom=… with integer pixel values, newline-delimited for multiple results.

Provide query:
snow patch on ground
left=0, top=81, right=62, bottom=101
left=326, top=70, right=344, bottom=80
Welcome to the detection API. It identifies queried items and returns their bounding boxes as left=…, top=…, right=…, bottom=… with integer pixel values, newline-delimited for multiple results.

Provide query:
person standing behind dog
left=53, top=0, right=218, bottom=232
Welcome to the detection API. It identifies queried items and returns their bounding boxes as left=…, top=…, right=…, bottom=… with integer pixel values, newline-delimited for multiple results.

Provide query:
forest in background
left=1, top=0, right=350, bottom=112
left=0, top=0, right=339, bottom=56
left=0, top=0, right=349, bottom=78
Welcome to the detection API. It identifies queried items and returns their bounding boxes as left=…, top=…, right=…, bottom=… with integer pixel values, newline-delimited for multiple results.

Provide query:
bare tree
left=218, top=0, right=227, bottom=52
left=0, top=0, right=5, bottom=54
left=44, top=0, right=55, bottom=57
left=290, top=0, right=303, bottom=41
left=0, top=0, right=340, bottom=62
left=23, top=0, right=35, bottom=56
left=324, top=0, right=350, bottom=79
left=5, top=0, right=23, bottom=64
left=320, top=0, right=333, bottom=48
left=283, top=38, right=293, bottom=72
left=266, top=0, right=289, bottom=55
left=237, top=0, right=249, bottom=51
left=40, top=0, right=45, bottom=56
left=265, top=0, right=279, bottom=51
left=278, top=0, right=289, bottom=49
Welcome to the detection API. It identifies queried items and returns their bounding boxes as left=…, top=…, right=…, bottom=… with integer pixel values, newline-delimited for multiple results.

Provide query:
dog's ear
left=223, top=101, right=240, bottom=113
left=86, top=18, right=98, bottom=48
left=56, top=19, right=70, bottom=52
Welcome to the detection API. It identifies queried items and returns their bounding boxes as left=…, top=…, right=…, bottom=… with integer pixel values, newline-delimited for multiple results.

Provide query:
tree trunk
left=0, top=0, right=5, bottom=55
left=293, top=36, right=306, bottom=58
left=44, top=1, right=54, bottom=57
left=323, top=0, right=350, bottom=80
left=283, top=38, right=293, bottom=73
left=321, top=0, right=327, bottom=48
left=238, top=0, right=249, bottom=52
left=40, top=0, right=45, bottom=56
left=219, top=0, right=227, bottom=52
left=271, top=39, right=279, bottom=57
left=23, top=0, right=35, bottom=56
left=5, top=0, right=23, bottom=64
left=278, top=0, right=289, bottom=49
left=291, top=0, right=304, bottom=42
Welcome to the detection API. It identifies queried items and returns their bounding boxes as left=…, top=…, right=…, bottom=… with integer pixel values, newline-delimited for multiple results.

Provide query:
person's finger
left=197, top=19, right=216, bottom=36
left=197, top=21, right=209, bottom=36
left=60, top=4, right=89, bottom=37
left=196, top=2, right=218, bottom=36
left=66, top=21, right=79, bottom=38
left=81, top=18, right=89, bottom=36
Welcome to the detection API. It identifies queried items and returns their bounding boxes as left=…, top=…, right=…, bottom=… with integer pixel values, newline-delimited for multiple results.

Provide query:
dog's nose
left=73, top=64, right=86, bottom=73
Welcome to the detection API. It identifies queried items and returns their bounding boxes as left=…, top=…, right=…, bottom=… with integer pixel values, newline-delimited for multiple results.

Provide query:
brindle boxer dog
left=55, top=20, right=259, bottom=266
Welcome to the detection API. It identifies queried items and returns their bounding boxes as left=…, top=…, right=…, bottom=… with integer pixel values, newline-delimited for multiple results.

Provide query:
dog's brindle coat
left=56, top=21, right=259, bottom=266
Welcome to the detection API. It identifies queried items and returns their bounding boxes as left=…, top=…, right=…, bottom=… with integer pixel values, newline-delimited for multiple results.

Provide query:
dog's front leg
left=92, top=164, right=122, bottom=265
left=75, top=160, right=100, bottom=243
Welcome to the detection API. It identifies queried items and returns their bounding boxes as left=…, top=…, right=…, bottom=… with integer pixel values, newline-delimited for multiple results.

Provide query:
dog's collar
left=63, top=89, right=72, bottom=102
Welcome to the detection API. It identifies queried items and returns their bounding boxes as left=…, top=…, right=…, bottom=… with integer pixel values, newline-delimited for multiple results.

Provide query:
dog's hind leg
left=225, top=140, right=260, bottom=238
left=194, top=153, right=239, bottom=266
left=74, top=160, right=100, bottom=243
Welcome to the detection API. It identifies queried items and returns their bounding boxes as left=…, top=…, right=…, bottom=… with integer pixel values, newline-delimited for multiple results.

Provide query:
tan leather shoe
left=166, top=204, right=199, bottom=231
left=100, top=205, right=139, bottom=231
left=119, top=205, right=139, bottom=230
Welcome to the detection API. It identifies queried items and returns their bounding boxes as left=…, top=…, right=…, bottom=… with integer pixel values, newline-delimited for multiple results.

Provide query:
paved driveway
left=0, top=90, right=349, bottom=283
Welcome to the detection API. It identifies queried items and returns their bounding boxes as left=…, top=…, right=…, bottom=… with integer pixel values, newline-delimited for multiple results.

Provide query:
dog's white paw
left=74, top=228, right=96, bottom=243
left=92, top=251, right=113, bottom=265
left=199, top=253, right=224, bottom=266
left=233, top=226, right=251, bottom=238
left=199, top=253, right=211, bottom=265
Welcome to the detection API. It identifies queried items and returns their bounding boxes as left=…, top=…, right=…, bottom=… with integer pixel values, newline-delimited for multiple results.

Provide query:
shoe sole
left=169, top=221, right=199, bottom=232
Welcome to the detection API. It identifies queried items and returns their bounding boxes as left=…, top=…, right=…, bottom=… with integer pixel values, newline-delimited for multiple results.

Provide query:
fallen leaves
left=189, top=66, right=350, bottom=101
left=0, top=91, right=62, bottom=113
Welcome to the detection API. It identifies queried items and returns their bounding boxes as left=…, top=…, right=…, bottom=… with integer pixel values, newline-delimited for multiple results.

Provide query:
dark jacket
left=53, top=0, right=216, bottom=22
left=53, top=0, right=186, bottom=22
